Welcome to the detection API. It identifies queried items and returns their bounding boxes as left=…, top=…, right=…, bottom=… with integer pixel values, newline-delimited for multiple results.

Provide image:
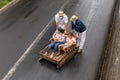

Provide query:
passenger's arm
left=49, top=38, right=54, bottom=42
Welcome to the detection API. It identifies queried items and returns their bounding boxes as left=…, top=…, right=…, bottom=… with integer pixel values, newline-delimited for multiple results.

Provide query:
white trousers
left=75, top=30, right=87, bottom=49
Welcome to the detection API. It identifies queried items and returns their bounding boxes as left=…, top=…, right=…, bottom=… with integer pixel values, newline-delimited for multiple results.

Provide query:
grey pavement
left=0, top=0, right=115, bottom=80
left=97, top=1, right=120, bottom=79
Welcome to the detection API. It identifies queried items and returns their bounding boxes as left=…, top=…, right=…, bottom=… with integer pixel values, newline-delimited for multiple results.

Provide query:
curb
left=0, top=0, right=21, bottom=14
left=96, top=0, right=120, bottom=80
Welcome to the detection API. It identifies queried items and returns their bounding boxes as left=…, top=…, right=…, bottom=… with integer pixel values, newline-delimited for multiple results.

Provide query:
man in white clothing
left=55, top=11, right=68, bottom=33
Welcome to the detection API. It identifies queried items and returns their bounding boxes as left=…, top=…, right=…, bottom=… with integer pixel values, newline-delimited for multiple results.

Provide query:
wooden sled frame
left=39, top=44, right=77, bottom=68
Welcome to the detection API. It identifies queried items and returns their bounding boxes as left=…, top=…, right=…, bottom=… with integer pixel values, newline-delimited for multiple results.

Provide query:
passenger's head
left=67, top=32, right=74, bottom=39
left=70, top=15, right=78, bottom=21
left=57, top=27, right=65, bottom=34
left=58, top=11, right=64, bottom=17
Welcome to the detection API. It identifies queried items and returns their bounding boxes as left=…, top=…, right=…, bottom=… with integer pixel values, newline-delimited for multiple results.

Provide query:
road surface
left=0, top=0, right=115, bottom=80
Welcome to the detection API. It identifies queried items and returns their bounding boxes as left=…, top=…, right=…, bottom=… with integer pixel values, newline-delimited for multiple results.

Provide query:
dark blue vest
left=71, top=19, right=86, bottom=33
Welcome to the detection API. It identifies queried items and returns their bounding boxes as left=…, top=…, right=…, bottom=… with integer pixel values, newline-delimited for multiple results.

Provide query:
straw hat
left=70, top=15, right=78, bottom=21
left=58, top=11, right=64, bottom=16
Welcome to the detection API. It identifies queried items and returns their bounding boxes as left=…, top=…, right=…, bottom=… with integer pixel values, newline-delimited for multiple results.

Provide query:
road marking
left=2, top=0, right=70, bottom=80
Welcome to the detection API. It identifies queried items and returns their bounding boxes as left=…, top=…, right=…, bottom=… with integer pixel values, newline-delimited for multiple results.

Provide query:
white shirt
left=55, top=14, right=68, bottom=29
left=52, top=32, right=65, bottom=42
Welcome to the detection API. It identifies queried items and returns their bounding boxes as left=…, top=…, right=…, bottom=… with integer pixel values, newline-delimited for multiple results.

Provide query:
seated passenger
left=58, top=32, right=76, bottom=55
left=45, top=28, right=65, bottom=57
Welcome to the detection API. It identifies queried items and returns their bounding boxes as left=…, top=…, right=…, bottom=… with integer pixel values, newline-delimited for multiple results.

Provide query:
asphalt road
left=1, top=0, right=115, bottom=80
left=0, top=0, right=66, bottom=79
